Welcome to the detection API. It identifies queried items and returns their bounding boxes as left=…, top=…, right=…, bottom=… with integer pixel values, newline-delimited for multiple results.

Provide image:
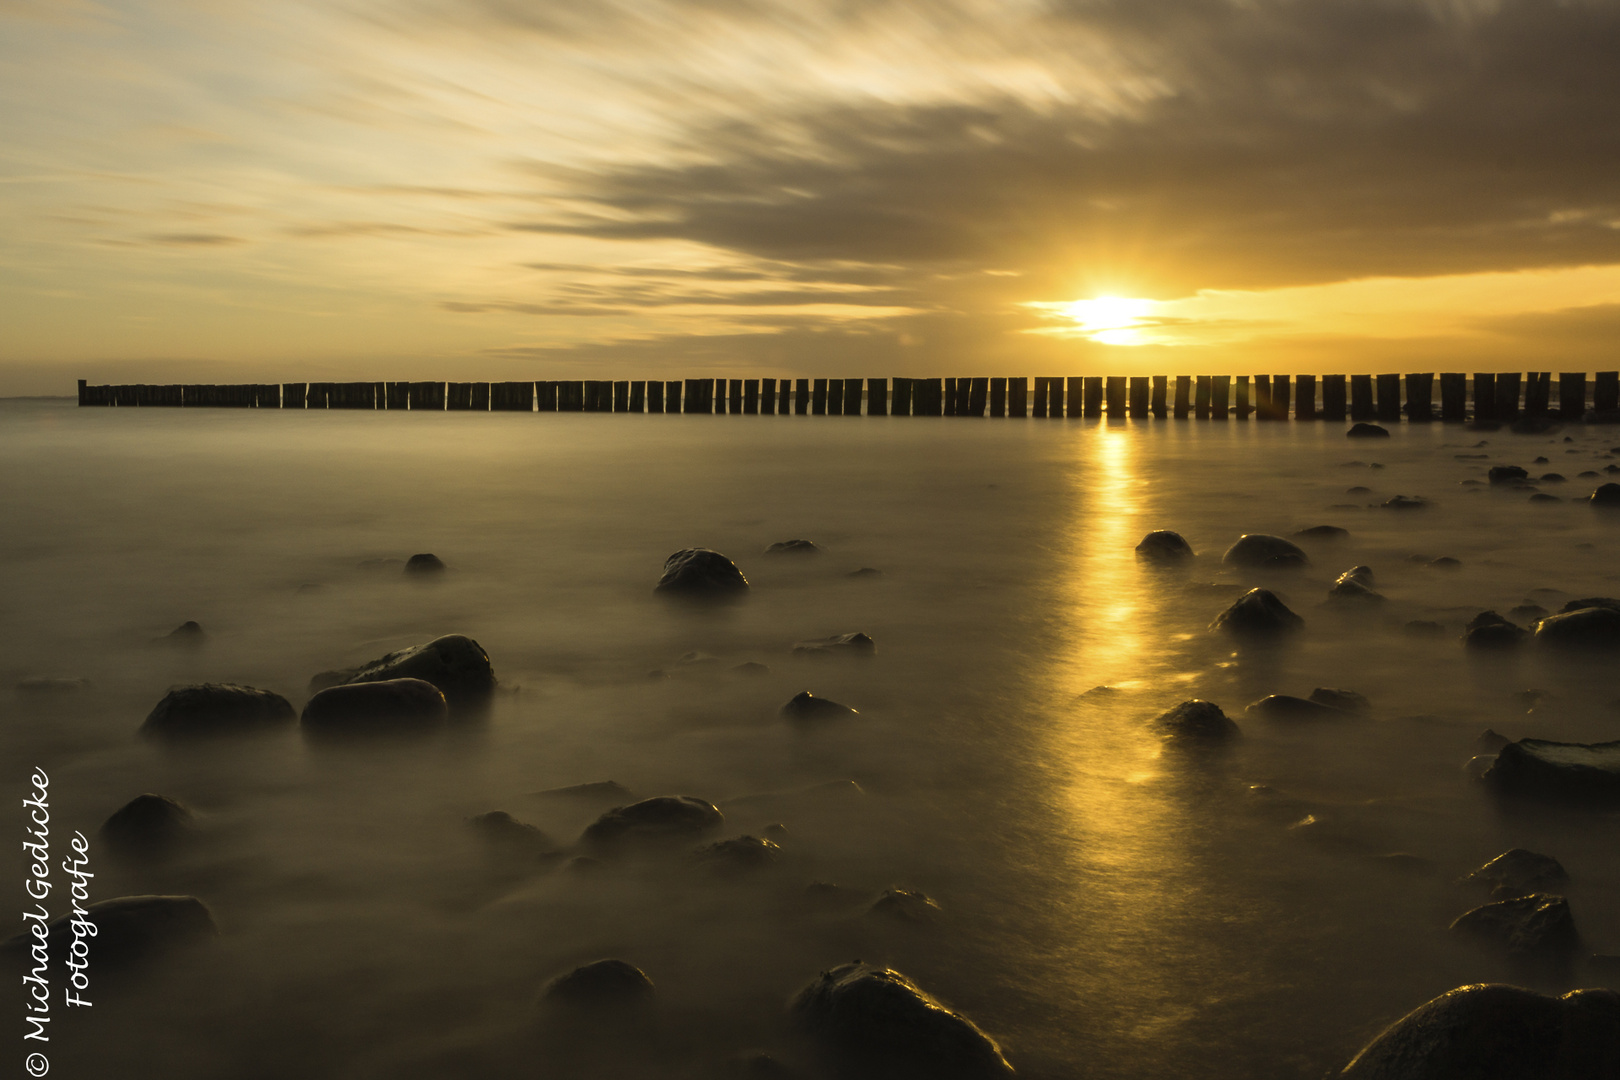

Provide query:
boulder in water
left=1153, top=699, right=1240, bottom=741
left=1483, top=738, right=1620, bottom=804
left=1450, top=893, right=1579, bottom=958
left=1463, top=612, right=1526, bottom=651
left=781, top=692, right=858, bottom=721
left=404, top=553, right=446, bottom=574
left=321, top=634, right=495, bottom=709
left=789, top=961, right=1014, bottom=1080
left=1134, top=530, right=1194, bottom=562
left=793, top=632, right=875, bottom=658
left=1222, top=534, right=1309, bottom=569
left=1489, top=465, right=1530, bottom=485
left=1246, top=695, right=1354, bottom=721
left=765, top=539, right=822, bottom=556
left=301, top=678, right=448, bottom=736
left=468, top=810, right=553, bottom=856
left=4, top=895, right=216, bottom=967
left=542, top=959, right=655, bottom=1007
left=694, top=835, right=782, bottom=873
left=582, top=796, right=724, bottom=847
left=1310, top=688, right=1370, bottom=712
left=1293, top=525, right=1349, bottom=541
left=1534, top=605, right=1620, bottom=652
left=100, top=794, right=193, bottom=857
left=1382, top=495, right=1428, bottom=510
left=1329, top=566, right=1383, bottom=602
left=868, top=888, right=943, bottom=925
left=656, top=548, right=750, bottom=595
left=162, top=620, right=207, bottom=647
left=1347, top=423, right=1390, bottom=438
left=15, top=676, right=92, bottom=694
left=1336, top=983, right=1620, bottom=1079
left=1590, top=482, right=1620, bottom=507
left=1210, top=588, right=1304, bottom=637
left=140, top=683, right=295, bottom=740
left=1465, top=849, right=1569, bottom=899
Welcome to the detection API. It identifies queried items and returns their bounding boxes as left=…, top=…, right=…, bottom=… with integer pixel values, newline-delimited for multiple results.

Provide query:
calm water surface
left=3, top=398, right=1617, bottom=1078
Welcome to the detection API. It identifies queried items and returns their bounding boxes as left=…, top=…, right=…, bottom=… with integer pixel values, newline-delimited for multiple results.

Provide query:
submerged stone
left=1534, top=605, right=1620, bottom=652
left=163, top=620, right=207, bottom=646
left=1222, top=534, right=1309, bottom=569
left=765, top=539, right=822, bottom=556
left=468, top=810, right=552, bottom=855
left=1153, top=699, right=1240, bottom=740
left=1347, top=423, right=1390, bottom=438
left=694, top=835, right=782, bottom=873
left=1309, top=688, right=1370, bottom=712
left=1450, top=894, right=1579, bottom=957
left=301, top=678, right=448, bottom=736
left=1465, top=849, right=1569, bottom=898
left=1382, top=495, right=1429, bottom=510
left=1590, top=482, right=1620, bottom=507
left=793, top=632, right=876, bottom=657
left=100, top=794, right=193, bottom=857
left=1246, top=695, right=1353, bottom=721
left=1134, top=530, right=1194, bottom=562
left=781, top=691, right=858, bottom=721
left=1488, top=465, right=1530, bottom=485
left=1463, top=612, right=1526, bottom=651
left=325, top=634, right=495, bottom=709
left=656, top=547, right=750, bottom=595
left=868, top=888, right=943, bottom=924
left=789, top=961, right=1013, bottom=1080
left=1293, top=524, right=1350, bottom=541
left=1483, top=738, right=1620, bottom=804
left=1211, top=588, right=1304, bottom=637
left=403, top=552, right=446, bottom=574
left=1336, top=984, right=1620, bottom=1079
left=4, top=895, right=216, bottom=967
left=1329, top=566, right=1383, bottom=602
left=542, top=959, right=655, bottom=1007
left=582, top=795, right=724, bottom=847
left=140, top=683, right=295, bottom=740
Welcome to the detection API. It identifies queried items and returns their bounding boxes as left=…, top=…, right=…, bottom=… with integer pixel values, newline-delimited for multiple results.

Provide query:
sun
left=1061, top=296, right=1155, bottom=345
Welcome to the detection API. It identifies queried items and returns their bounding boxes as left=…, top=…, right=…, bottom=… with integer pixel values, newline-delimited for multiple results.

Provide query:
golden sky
left=3, top=0, right=1619, bottom=393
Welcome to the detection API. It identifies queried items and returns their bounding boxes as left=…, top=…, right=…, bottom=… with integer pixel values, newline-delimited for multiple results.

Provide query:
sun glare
left=1062, top=296, right=1155, bottom=345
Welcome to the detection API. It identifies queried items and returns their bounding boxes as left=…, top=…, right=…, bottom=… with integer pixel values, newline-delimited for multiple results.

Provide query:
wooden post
left=1523, top=371, right=1551, bottom=417
left=725, top=378, right=740, bottom=414
left=1194, top=375, right=1210, bottom=419
left=1494, top=372, right=1522, bottom=420
left=1235, top=376, right=1252, bottom=419
left=1375, top=374, right=1401, bottom=422
left=1271, top=375, right=1291, bottom=420
left=967, top=377, right=988, bottom=417
left=1349, top=375, right=1373, bottom=420
left=1083, top=376, right=1103, bottom=417
left=826, top=378, right=844, bottom=416
left=1048, top=377, right=1065, bottom=417
left=1320, top=375, right=1346, bottom=420
left=443, top=382, right=467, bottom=410
left=1295, top=375, right=1316, bottom=420
left=1150, top=375, right=1167, bottom=418
left=1106, top=376, right=1128, bottom=418
left=682, top=379, right=699, bottom=414
left=612, top=380, right=630, bottom=412
left=1058, top=376, right=1076, bottom=417
left=845, top=378, right=865, bottom=416
left=758, top=378, right=774, bottom=414
left=533, top=381, right=555, bottom=411
left=640, top=380, right=658, bottom=413
left=1254, top=375, right=1272, bottom=420
left=1438, top=373, right=1464, bottom=420
left=1594, top=371, right=1619, bottom=412
left=280, top=383, right=305, bottom=409
left=742, top=379, right=758, bottom=414
left=1129, top=376, right=1149, bottom=418
left=1174, top=376, right=1191, bottom=418
left=1405, top=373, right=1433, bottom=421
left=891, top=377, right=912, bottom=416
left=1032, top=377, right=1049, bottom=417
left=77, top=379, right=87, bottom=406
left=1558, top=372, right=1585, bottom=418
left=1208, top=376, right=1228, bottom=419
left=989, top=377, right=1006, bottom=416
left=812, top=378, right=828, bottom=415
left=1008, top=377, right=1027, bottom=417
left=916, top=378, right=943, bottom=416
left=665, top=380, right=682, bottom=413
left=1472, top=373, right=1495, bottom=420
left=867, top=378, right=888, bottom=416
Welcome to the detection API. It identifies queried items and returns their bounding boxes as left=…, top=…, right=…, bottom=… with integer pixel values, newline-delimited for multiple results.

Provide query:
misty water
left=4, top=397, right=1617, bottom=1079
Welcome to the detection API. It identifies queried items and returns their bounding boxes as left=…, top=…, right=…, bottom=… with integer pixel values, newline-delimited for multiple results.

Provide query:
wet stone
left=1590, top=482, right=1620, bottom=507
left=1310, top=688, right=1370, bottom=712
left=4, top=895, right=216, bottom=967
left=1489, top=465, right=1530, bottom=485
left=793, top=632, right=875, bottom=658
left=1222, top=534, right=1309, bottom=569
left=1450, top=893, right=1579, bottom=958
left=1246, top=695, right=1354, bottom=721
left=1292, top=525, right=1349, bottom=541
left=1330, top=566, right=1383, bottom=602
left=1463, top=612, right=1525, bottom=651
left=1347, top=423, right=1390, bottom=438
left=542, top=959, right=655, bottom=1007
left=322, top=634, right=495, bottom=710
left=404, top=552, right=446, bottom=574
left=1336, top=984, right=1620, bottom=1080
left=163, top=620, right=207, bottom=646
left=1211, top=588, right=1304, bottom=637
left=1382, top=495, right=1429, bottom=510
left=100, top=794, right=193, bottom=857
left=1508, top=604, right=1549, bottom=623
left=140, top=683, right=295, bottom=740
left=468, top=810, right=552, bottom=855
left=1153, top=699, right=1240, bottom=741
left=694, top=835, right=782, bottom=873
left=1529, top=492, right=1561, bottom=503
left=301, top=678, right=448, bottom=736
left=582, top=795, right=724, bottom=847
left=1465, top=849, right=1569, bottom=899
left=1534, top=605, right=1620, bottom=652
left=789, top=961, right=1014, bottom=1080
left=765, top=539, right=822, bottom=556
left=868, top=888, right=943, bottom=924
left=1134, top=529, right=1194, bottom=562
left=781, top=691, right=858, bottom=721
left=1483, top=738, right=1620, bottom=804
left=656, top=547, right=750, bottom=595
left=1425, top=556, right=1463, bottom=570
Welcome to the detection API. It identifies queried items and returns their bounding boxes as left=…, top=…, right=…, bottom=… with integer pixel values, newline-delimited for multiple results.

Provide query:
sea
left=3, top=396, right=1617, bottom=1078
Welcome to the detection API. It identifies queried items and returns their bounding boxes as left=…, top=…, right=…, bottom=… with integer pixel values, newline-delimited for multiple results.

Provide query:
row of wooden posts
left=78, top=373, right=1620, bottom=421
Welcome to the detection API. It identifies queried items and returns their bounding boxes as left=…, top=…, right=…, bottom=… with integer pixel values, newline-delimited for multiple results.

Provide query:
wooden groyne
left=77, top=373, right=1620, bottom=421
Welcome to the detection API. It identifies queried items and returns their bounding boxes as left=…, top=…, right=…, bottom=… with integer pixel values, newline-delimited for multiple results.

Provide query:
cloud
left=142, top=233, right=248, bottom=246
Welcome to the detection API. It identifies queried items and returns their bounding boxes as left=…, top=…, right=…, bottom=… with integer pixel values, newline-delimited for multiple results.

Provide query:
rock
left=765, top=539, right=822, bottom=556
left=1489, top=465, right=1530, bottom=485
left=1404, top=620, right=1445, bottom=637
left=4, top=895, right=216, bottom=967
left=1451, top=894, right=1579, bottom=958
left=848, top=567, right=884, bottom=578
left=1483, top=738, right=1620, bottom=804
left=325, top=634, right=495, bottom=709
left=1134, top=530, right=1194, bottom=562
left=15, top=677, right=91, bottom=694
left=1465, top=849, right=1569, bottom=898
left=1293, top=525, right=1349, bottom=541
left=789, top=961, right=1013, bottom=1080
left=1560, top=597, right=1620, bottom=614
left=1347, top=486, right=1373, bottom=494
left=1541, top=473, right=1567, bottom=483
left=162, top=620, right=207, bottom=646
left=1463, top=612, right=1525, bottom=651
left=1534, top=605, right=1620, bottom=652
left=1329, top=566, right=1383, bottom=602
left=139, top=683, right=295, bottom=740
left=404, top=553, right=446, bottom=574
left=781, top=692, right=858, bottom=721
left=868, top=889, right=943, bottom=924
left=1222, top=534, right=1309, bottom=568
left=1529, top=492, right=1562, bottom=503
left=1477, top=729, right=1512, bottom=752
left=100, top=794, right=193, bottom=857
left=1336, top=983, right=1620, bottom=1079
left=1210, top=588, right=1304, bottom=637
left=1152, top=699, right=1240, bottom=740
left=468, top=810, right=552, bottom=855
left=1247, top=695, right=1353, bottom=721
left=1508, top=603, right=1549, bottom=623
left=793, top=632, right=875, bottom=657
left=1590, top=482, right=1620, bottom=507
left=542, top=959, right=655, bottom=1007
left=694, top=835, right=781, bottom=873
left=1310, top=688, right=1370, bottom=712
left=655, top=547, right=749, bottom=595
left=582, top=796, right=724, bottom=847
left=1347, top=423, right=1390, bottom=438
left=1382, top=495, right=1428, bottom=509
left=531, top=780, right=634, bottom=802
left=300, top=678, right=448, bottom=736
